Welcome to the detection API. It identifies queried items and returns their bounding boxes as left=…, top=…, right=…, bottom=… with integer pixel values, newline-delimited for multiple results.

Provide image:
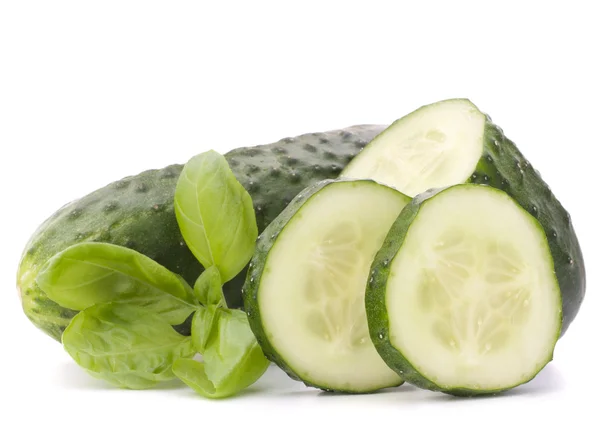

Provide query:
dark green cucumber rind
left=18, top=125, right=385, bottom=341
left=366, top=185, right=561, bottom=396
left=244, top=179, right=406, bottom=393
left=469, top=120, right=584, bottom=336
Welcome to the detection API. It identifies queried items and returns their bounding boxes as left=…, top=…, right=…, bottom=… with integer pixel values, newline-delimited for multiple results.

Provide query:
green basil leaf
left=173, top=309, right=269, bottom=398
left=191, top=304, right=220, bottom=353
left=36, top=242, right=197, bottom=324
left=63, top=302, right=195, bottom=389
left=194, top=265, right=225, bottom=306
left=174, top=150, right=258, bottom=282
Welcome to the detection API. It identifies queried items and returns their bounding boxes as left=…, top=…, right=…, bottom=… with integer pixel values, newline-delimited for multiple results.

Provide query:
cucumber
left=342, top=99, right=584, bottom=335
left=367, top=184, right=562, bottom=395
left=17, top=125, right=385, bottom=342
left=244, top=179, right=410, bottom=392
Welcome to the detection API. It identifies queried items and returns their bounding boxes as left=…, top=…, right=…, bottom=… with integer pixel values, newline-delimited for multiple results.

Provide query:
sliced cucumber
left=344, top=99, right=485, bottom=197
left=342, top=98, right=584, bottom=335
left=367, top=184, right=562, bottom=395
left=244, top=179, right=410, bottom=392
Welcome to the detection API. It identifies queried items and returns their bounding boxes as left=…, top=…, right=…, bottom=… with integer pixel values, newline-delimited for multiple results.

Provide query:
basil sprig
left=38, top=150, right=268, bottom=396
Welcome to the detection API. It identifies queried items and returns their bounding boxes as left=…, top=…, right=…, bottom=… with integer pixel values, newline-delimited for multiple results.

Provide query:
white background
left=1, top=1, right=598, bottom=425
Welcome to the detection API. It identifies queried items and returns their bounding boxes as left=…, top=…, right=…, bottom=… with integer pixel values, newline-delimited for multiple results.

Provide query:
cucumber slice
left=244, top=180, right=410, bottom=392
left=344, top=99, right=485, bottom=197
left=367, top=184, right=562, bottom=395
left=342, top=98, right=584, bottom=335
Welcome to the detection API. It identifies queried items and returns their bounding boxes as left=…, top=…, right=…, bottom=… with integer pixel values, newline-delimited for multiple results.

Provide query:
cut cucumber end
left=368, top=184, right=561, bottom=394
left=246, top=180, right=410, bottom=392
left=343, top=98, right=585, bottom=337
left=342, top=99, right=485, bottom=197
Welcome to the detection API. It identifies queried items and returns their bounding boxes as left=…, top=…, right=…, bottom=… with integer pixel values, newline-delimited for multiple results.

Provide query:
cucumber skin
left=17, top=125, right=385, bottom=342
left=366, top=185, right=561, bottom=397
left=470, top=119, right=584, bottom=336
left=243, top=179, right=407, bottom=393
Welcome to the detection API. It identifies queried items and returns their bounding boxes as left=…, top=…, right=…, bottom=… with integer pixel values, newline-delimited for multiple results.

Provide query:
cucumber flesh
left=342, top=99, right=585, bottom=336
left=367, top=185, right=561, bottom=395
left=245, top=180, right=410, bottom=392
left=342, top=99, right=484, bottom=197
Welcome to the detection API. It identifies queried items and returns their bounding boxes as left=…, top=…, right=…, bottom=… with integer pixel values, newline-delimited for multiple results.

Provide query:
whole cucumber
left=17, top=125, right=385, bottom=341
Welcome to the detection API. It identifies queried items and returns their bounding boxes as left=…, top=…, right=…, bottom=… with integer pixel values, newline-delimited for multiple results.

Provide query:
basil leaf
left=191, top=304, right=220, bottom=353
left=194, top=265, right=225, bottom=306
left=174, top=150, right=258, bottom=282
left=173, top=309, right=269, bottom=398
left=63, top=302, right=195, bottom=389
left=36, top=242, right=197, bottom=324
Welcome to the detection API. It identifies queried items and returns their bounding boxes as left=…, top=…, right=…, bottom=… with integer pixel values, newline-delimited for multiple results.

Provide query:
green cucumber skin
left=469, top=119, right=584, bottom=336
left=366, top=185, right=560, bottom=397
left=243, top=179, right=407, bottom=393
left=18, top=125, right=385, bottom=342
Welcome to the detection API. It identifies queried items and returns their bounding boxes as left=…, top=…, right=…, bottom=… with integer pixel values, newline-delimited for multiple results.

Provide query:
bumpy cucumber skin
left=17, top=125, right=385, bottom=342
left=469, top=118, right=584, bottom=336
left=244, top=179, right=407, bottom=393
left=366, top=185, right=561, bottom=396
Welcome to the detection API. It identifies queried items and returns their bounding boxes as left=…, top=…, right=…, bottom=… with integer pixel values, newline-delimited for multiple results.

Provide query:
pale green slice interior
left=259, top=181, right=409, bottom=391
left=387, top=186, right=561, bottom=391
left=342, top=99, right=485, bottom=197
